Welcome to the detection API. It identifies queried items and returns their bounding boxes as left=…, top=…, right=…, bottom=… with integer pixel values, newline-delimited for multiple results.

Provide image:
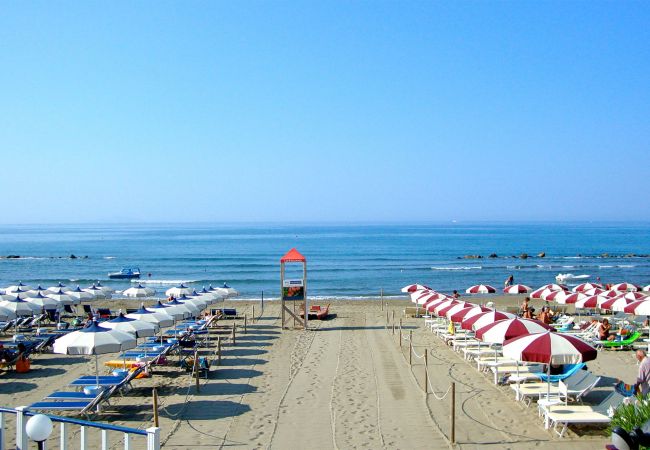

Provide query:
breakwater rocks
left=0, top=254, right=89, bottom=260
left=459, top=253, right=650, bottom=260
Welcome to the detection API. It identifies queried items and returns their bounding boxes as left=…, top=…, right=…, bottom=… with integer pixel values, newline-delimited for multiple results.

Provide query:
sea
left=0, top=223, right=649, bottom=300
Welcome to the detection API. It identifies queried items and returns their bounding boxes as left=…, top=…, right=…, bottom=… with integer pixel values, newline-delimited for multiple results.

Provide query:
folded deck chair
left=546, top=391, right=625, bottom=437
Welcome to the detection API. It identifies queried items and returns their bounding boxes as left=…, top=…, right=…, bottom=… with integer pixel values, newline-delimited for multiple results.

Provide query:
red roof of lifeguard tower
left=280, top=248, right=306, bottom=262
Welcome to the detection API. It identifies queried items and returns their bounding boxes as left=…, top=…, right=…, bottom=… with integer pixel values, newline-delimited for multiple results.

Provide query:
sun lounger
left=594, top=332, right=641, bottom=350
left=532, top=363, right=586, bottom=383
left=546, top=391, right=625, bottom=437
left=489, top=364, right=543, bottom=384
left=28, top=389, right=108, bottom=418
left=512, top=371, right=599, bottom=405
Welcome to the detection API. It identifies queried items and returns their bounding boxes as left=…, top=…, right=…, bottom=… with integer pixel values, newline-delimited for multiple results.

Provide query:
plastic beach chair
left=532, top=363, right=586, bottom=383
left=546, top=391, right=625, bottom=437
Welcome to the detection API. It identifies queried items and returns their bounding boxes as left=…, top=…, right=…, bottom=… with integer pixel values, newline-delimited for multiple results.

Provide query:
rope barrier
left=427, top=375, right=452, bottom=401
left=411, top=347, right=426, bottom=359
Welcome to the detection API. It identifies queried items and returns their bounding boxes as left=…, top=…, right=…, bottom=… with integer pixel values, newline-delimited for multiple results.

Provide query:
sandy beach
left=0, top=296, right=638, bottom=449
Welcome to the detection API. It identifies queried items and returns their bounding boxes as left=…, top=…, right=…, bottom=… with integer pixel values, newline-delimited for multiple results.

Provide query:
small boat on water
left=108, top=267, right=141, bottom=279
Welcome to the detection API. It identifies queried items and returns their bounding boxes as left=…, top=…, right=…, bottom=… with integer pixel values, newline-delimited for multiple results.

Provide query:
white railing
left=0, top=406, right=160, bottom=450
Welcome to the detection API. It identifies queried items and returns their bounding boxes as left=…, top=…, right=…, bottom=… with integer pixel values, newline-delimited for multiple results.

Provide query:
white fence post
left=0, top=411, right=4, bottom=450
left=146, top=427, right=160, bottom=450
left=60, top=422, right=68, bottom=450
left=124, top=432, right=130, bottom=450
left=80, top=426, right=87, bottom=450
left=15, top=406, right=27, bottom=450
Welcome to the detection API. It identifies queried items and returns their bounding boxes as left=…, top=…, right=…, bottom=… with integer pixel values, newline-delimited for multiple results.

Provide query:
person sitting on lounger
left=598, top=319, right=615, bottom=341
left=0, top=344, right=11, bottom=365
left=15, top=343, right=30, bottom=373
left=523, top=307, right=536, bottom=320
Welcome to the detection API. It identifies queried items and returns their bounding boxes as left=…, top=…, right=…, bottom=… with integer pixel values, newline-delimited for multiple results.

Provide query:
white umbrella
left=7, top=287, right=37, bottom=298
left=166, top=298, right=198, bottom=316
left=85, top=285, right=112, bottom=300
left=643, top=285, right=650, bottom=293
left=102, top=312, right=158, bottom=337
left=147, top=301, right=188, bottom=321
left=198, top=287, right=223, bottom=302
left=217, top=283, right=238, bottom=298
left=28, top=285, right=54, bottom=296
left=0, top=297, right=41, bottom=316
left=46, top=288, right=79, bottom=306
left=176, top=294, right=207, bottom=312
left=66, top=286, right=94, bottom=301
left=611, top=282, right=641, bottom=292
left=0, top=306, right=17, bottom=321
left=47, top=282, right=68, bottom=293
left=165, top=283, right=193, bottom=299
left=95, top=281, right=114, bottom=294
left=5, top=282, right=32, bottom=293
left=53, top=321, right=136, bottom=386
left=123, top=284, right=155, bottom=298
left=188, top=290, right=216, bottom=305
left=125, top=305, right=174, bottom=328
left=26, top=293, right=61, bottom=311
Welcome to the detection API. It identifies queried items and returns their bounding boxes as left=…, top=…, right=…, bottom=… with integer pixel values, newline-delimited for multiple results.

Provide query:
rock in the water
left=70, top=254, right=77, bottom=259
left=488, top=253, right=498, bottom=258
left=520, top=253, right=528, bottom=259
left=537, top=252, right=545, bottom=258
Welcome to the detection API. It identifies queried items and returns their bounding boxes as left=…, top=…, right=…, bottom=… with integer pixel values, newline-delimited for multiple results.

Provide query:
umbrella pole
left=95, top=354, right=100, bottom=387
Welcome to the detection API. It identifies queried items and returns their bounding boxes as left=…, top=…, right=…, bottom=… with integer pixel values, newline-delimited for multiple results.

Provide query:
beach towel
left=615, top=381, right=637, bottom=397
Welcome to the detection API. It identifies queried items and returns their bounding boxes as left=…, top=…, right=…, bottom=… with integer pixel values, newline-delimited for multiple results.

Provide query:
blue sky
left=1, top=2, right=649, bottom=223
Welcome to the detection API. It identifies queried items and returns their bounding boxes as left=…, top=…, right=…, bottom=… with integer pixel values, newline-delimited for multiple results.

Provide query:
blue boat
left=108, top=267, right=141, bottom=279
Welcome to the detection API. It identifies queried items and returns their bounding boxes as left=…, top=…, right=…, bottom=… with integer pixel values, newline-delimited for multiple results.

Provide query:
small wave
left=431, top=266, right=482, bottom=271
left=617, top=265, right=636, bottom=268
left=599, top=265, right=613, bottom=268
left=131, top=279, right=197, bottom=285
left=561, top=266, right=575, bottom=268
left=104, top=256, right=116, bottom=260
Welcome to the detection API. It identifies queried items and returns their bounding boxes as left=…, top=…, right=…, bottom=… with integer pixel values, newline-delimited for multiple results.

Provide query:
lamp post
left=26, top=414, right=53, bottom=450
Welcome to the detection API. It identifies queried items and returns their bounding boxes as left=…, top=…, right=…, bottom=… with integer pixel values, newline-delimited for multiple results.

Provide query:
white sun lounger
left=546, top=391, right=625, bottom=437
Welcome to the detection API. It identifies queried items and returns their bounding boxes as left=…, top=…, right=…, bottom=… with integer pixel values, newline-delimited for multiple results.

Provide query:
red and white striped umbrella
left=410, top=290, right=432, bottom=302
left=556, top=292, right=587, bottom=305
left=424, top=296, right=451, bottom=310
left=425, top=298, right=450, bottom=313
left=623, top=300, right=650, bottom=315
left=412, top=290, right=437, bottom=305
left=601, top=290, right=621, bottom=299
left=461, top=310, right=516, bottom=331
left=574, top=295, right=600, bottom=309
left=475, top=318, right=553, bottom=344
left=465, top=284, right=496, bottom=294
left=502, top=331, right=598, bottom=365
left=433, top=299, right=459, bottom=316
left=600, top=296, right=635, bottom=312
left=582, top=287, right=605, bottom=296
left=402, top=284, right=432, bottom=293
left=539, top=283, right=568, bottom=292
left=503, top=284, right=532, bottom=294
left=541, top=289, right=567, bottom=302
left=611, top=282, right=641, bottom=292
left=643, top=285, right=650, bottom=293
left=621, top=291, right=648, bottom=301
left=441, top=301, right=475, bottom=319
left=449, top=305, right=491, bottom=323
left=572, top=283, right=603, bottom=293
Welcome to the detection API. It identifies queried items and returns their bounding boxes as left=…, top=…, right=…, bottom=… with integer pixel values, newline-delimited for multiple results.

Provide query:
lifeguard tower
left=280, top=248, right=308, bottom=330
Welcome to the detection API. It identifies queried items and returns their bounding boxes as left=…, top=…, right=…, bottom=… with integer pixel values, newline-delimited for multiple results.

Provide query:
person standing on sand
left=636, top=350, right=650, bottom=395
left=452, top=290, right=460, bottom=299
left=504, top=275, right=514, bottom=288
left=520, top=296, right=530, bottom=316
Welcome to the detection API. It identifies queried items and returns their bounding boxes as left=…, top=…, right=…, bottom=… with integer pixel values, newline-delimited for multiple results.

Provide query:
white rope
left=411, top=347, right=426, bottom=359
left=427, top=373, right=452, bottom=401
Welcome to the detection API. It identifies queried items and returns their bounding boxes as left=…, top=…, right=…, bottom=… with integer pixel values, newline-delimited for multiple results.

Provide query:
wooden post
left=232, top=322, right=236, bottom=345
left=386, top=311, right=389, bottom=328
left=381, top=288, right=384, bottom=311
left=244, top=314, right=247, bottom=334
left=409, top=330, right=413, bottom=366
left=450, top=382, right=456, bottom=444
left=194, top=350, right=200, bottom=392
left=217, top=336, right=222, bottom=365
left=424, top=350, right=428, bottom=393
left=399, top=319, right=402, bottom=348
left=152, top=387, right=159, bottom=427
left=252, top=305, right=255, bottom=323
